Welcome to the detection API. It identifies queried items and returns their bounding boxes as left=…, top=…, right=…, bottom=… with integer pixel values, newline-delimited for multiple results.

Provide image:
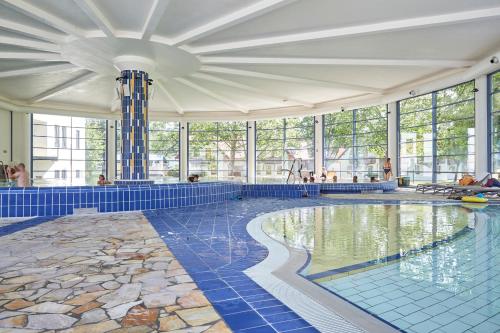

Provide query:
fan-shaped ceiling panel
left=198, top=0, right=500, bottom=44
left=0, top=0, right=498, bottom=120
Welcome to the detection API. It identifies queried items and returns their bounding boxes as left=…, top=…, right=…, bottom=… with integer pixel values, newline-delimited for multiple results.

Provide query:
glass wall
left=399, top=81, right=475, bottom=184
left=491, top=71, right=500, bottom=174
left=116, top=121, right=180, bottom=182
left=149, top=121, right=180, bottom=182
left=188, top=121, right=247, bottom=181
left=32, top=114, right=107, bottom=186
left=256, top=117, right=314, bottom=183
left=324, top=105, right=387, bottom=181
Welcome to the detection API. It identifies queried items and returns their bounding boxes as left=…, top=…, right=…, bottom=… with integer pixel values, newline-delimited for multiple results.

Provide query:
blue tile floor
left=145, top=197, right=340, bottom=333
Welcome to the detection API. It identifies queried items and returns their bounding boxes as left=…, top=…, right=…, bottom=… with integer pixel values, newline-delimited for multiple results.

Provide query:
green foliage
left=324, top=106, right=387, bottom=162
left=400, top=81, right=475, bottom=175
left=84, top=119, right=106, bottom=183
left=188, top=121, right=247, bottom=179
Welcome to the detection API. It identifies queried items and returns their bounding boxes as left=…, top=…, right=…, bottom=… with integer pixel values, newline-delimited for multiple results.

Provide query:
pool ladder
left=285, top=158, right=309, bottom=197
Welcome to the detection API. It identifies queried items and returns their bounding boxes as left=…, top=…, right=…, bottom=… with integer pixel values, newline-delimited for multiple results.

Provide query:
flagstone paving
left=0, top=212, right=230, bottom=332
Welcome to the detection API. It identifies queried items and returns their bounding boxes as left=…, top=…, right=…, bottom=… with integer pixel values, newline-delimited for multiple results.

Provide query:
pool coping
left=245, top=209, right=400, bottom=333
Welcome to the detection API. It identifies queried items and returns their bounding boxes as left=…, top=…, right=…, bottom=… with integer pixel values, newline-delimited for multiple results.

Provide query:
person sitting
left=97, top=174, right=111, bottom=186
left=370, top=176, right=379, bottom=183
left=188, top=174, right=200, bottom=183
left=484, top=177, right=500, bottom=187
left=7, top=163, right=29, bottom=187
left=458, top=174, right=475, bottom=186
left=353, top=175, right=358, bottom=183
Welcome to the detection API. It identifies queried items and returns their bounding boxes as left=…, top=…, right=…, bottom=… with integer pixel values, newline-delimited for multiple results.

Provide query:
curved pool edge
left=244, top=208, right=399, bottom=333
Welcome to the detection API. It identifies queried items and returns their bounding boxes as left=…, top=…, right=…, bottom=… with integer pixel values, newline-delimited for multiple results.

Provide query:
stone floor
left=0, top=212, right=230, bottom=332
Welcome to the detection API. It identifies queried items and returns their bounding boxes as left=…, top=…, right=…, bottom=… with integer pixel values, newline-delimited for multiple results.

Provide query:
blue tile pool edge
left=0, top=215, right=60, bottom=237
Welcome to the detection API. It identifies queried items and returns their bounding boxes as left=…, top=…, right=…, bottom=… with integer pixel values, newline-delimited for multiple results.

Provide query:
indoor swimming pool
left=263, top=204, right=499, bottom=333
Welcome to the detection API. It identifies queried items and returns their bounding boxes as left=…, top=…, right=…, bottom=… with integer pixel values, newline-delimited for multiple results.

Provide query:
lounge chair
left=416, top=182, right=454, bottom=194
left=450, top=185, right=500, bottom=197
left=416, top=173, right=491, bottom=195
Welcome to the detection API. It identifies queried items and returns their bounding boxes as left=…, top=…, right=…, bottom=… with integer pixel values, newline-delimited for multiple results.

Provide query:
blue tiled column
left=120, top=70, right=149, bottom=180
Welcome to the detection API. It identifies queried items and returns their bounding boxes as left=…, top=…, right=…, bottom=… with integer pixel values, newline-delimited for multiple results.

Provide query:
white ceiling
left=0, top=0, right=499, bottom=120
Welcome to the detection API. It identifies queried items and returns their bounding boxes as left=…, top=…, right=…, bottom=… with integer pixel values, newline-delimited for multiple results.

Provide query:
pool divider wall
left=242, top=184, right=320, bottom=198
left=0, top=181, right=396, bottom=218
left=320, top=180, right=397, bottom=193
left=0, top=182, right=241, bottom=218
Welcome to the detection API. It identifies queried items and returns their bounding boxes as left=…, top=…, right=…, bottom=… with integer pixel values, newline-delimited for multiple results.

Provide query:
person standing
left=7, top=163, right=29, bottom=187
left=383, top=158, right=392, bottom=181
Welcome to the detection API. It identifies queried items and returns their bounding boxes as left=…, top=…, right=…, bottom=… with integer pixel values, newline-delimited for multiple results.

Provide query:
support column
left=180, top=121, right=188, bottom=181
left=107, top=121, right=116, bottom=181
left=247, top=121, right=256, bottom=184
left=387, top=102, right=399, bottom=176
left=314, top=115, right=323, bottom=177
left=475, top=75, right=488, bottom=175
left=120, top=70, right=149, bottom=180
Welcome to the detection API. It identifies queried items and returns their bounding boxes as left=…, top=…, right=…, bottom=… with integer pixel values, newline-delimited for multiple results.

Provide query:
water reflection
left=262, top=205, right=472, bottom=276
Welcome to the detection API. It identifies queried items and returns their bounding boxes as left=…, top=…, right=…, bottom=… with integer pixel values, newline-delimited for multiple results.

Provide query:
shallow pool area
left=262, top=204, right=500, bottom=333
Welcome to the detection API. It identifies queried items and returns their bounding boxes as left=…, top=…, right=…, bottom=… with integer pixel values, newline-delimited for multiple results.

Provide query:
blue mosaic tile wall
left=120, top=69, right=149, bottom=180
left=0, top=182, right=399, bottom=218
left=242, top=184, right=320, bottom=198
left=320, top=180, right=397, bottom=193
left=0, top=182, right=241, bottom=218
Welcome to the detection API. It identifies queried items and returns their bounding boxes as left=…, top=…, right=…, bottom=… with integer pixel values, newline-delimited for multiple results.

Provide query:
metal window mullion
left=353, top=110, right=357, bottom=176
left=487, top=73, right=493, bottom=172
left=283, top=118, right=286, bottom=173
left=432, top=92, right=437, bottom=183
left=216, top=122, right=219, bottom=180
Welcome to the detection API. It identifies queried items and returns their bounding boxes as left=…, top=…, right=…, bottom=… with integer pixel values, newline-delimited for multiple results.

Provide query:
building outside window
left=32, top=114, right=107, bottom=186
left=75, top=130, right=81, bottom=150
left=399, top=81, right=475, bottom=184
left=490, top=70, right=500, bottom=174
left=188, top=121, right=247, bottom=182
left=256, top=117, right=314, bottom=183
left=324, top=105, right=387, bottom=181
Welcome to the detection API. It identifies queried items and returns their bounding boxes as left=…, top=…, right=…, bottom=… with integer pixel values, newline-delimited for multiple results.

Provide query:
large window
left=149, top=121, right=180, bottom=182
left=32, top=114, right=107, bottom=186
left=188, top=121, right=247, bottom=181
left=116, top=121, right=180, bottom=182
left=490, top=71, right=500, bottom=174
left=399, top=81, right=475, bottom=184
left=256, top=117, right=314, bottom=183
left=324, top=105, right=387, bottom=181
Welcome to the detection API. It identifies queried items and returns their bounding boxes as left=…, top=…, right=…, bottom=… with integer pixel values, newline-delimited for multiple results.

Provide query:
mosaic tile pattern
left=0, top=212, right=230, bottom=332
left=320, top=206, right=500, bottom=333
left=145, top=197, right=348, bottom=333
left=320, top=180, right=397, bottom=193
left=120, top=69, right=149, bottom=180
left=0, top=182, right=241, bottom=217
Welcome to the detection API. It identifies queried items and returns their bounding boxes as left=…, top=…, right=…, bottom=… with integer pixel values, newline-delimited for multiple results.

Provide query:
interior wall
left=11, top=112, right=31, bottom=174
left=0, top=109, right=11, bottom=165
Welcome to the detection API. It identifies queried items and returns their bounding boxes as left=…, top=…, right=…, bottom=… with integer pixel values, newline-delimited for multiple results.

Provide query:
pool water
left=262, top=204, right=499, bottom=333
